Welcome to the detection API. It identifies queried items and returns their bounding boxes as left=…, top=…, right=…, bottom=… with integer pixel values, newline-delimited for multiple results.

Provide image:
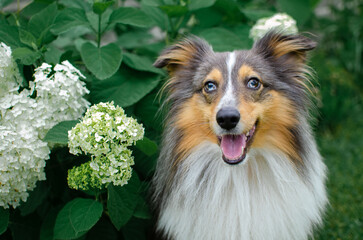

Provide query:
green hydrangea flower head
left=67, top=102, right=144, bottom=190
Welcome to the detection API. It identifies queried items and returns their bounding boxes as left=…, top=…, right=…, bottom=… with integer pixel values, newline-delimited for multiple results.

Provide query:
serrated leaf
left=199, top=27, right=250, bottom=51
left=135, top=137, right=158, bottom=157
left=123, top=52, right=164, bottom=74
left=159, top=5, right=188, bottom=17
left=0, top=208, right=9, bottom=235
left=81, top=42, right=122, bottom=80
left=54, top=198, right=103, bottom=239
left=52, top=8, right=91, bottom=35
left=93, top=1, right=114, bottom=15
left=107, top=173, right=141, bottom=230
left=188, top=0, right=216, bottom=11
left=43, top=120, right=79, bottom=144
left=12, top=47, right=41, bottom=65
left=91, top=68, right=160, bottom=107
left=109, top=7, right=154, bottom=28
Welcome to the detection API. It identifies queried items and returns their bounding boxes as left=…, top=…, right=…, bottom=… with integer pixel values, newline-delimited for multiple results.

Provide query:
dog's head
left=154, top=32, right=316, bottom=165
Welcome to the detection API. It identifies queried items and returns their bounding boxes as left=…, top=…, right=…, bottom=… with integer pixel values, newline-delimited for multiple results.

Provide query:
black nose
left=216, top=107, right=240, bottom=130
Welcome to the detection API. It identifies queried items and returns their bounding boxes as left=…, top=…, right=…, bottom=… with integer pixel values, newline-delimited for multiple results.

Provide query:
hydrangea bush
left=68, top=102, right=144, bottom=190
left=0, top=43, right=89, bottom=208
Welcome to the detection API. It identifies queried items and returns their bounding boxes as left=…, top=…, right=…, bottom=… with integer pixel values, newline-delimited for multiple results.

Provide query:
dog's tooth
left=246, top=132, right=250, bottom=137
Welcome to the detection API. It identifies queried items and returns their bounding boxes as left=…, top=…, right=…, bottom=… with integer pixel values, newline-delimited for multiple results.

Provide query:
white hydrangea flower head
left=249, top=13, right=298, bottom=41
left=0, top=125, right=50, bottom=208
left=0, top=43, right=22, bottom=99
left=68, top=102, right=144, bottom=190
left=31, top=61, right=90, bottom=138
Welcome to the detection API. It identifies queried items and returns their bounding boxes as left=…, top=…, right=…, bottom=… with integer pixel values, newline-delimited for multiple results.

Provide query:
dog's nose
left=216, top=107, right=240, bottom=130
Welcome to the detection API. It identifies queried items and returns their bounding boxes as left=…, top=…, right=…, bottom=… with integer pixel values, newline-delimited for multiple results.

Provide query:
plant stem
left=97, top=14, right=102, bottom=48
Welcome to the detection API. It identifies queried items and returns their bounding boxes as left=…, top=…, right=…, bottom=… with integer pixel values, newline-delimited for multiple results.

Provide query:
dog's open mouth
left=218, top=123, right=257, bottom=165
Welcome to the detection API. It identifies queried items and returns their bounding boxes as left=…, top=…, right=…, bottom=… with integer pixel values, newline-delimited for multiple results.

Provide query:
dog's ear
left=253, top=31, right=316, bottom=64
left=154, top=37, right=212, bottom=74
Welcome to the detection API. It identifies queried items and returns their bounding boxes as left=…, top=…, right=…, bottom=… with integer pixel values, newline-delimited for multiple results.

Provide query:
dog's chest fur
left=155, top=138, right=326, bottom=240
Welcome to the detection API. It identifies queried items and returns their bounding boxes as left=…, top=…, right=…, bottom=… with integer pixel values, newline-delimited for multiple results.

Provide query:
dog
left=151, top=32, right=327, bottom=240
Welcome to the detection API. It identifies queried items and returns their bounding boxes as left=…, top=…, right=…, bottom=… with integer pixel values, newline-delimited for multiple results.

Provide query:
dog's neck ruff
left=156, top=141, right=327, bottom=240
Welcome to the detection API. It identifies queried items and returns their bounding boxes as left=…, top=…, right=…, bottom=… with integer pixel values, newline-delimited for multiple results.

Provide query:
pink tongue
left=221, top=135, right=247, bottom=160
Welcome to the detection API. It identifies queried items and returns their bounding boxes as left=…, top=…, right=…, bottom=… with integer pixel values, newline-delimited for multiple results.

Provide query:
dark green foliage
left=107, top=173, right=141, bottom=230
left=0, top=208, right=9, bottom=235
left=53, top=198, right=103, bottom=239
left=0, top=0, right=361, bottom=239
left=43, top=120, right=79, bottom=144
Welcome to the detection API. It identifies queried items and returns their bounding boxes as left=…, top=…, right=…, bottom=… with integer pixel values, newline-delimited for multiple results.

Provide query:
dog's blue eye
left=247, top=78, right=261, bottom=90
left=204, top=81, right=217, bottom=93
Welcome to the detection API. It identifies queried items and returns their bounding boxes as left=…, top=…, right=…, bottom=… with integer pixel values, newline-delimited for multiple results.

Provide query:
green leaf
left=0, top=24, right=22, bottom=48
left=43, top=120, right=79, bottom=144
left=134, top=91, right=163, bottom=131
left=141, top=0, right=162, bottom=6
left=277, top=0, right=312, bottom=25
left=107, top=173, right=141, bottom=230
left=40, top=207, right=60, bottom=240
left=81, top=42, right=122, bottom=80
left=86, top=9, right=113, bottom=33
left=140, top=4, right=170, bottom=31
left=0, top=208, right=9, bottom=235
left=19, top=29, right=37, bottom=49
left=28, top=2, right=57, bottom=44
left=54, top=198, right=103, bottom=239
left=109, top=7, right=154, bottom=28
left=159, top=5, right=188, bottom=17
left=123, top=52, right=164, bottom=74
left=133, top=197, right=152, bottom=220
left=199, top=27, right=250, bottom=51
left=21, top=1, right=52, bottom=18
left=189, top=0, right=216, bottom=11
left=19, top=181, right=49, bottom=216
left=241, top=9, right=275, bottom=21
left=52, top=8, right=91, bottom=35
left=135, top=137, right=158, bottom=157
left=93, top=1, right=114, bottom=15
left=0, top=0, right=12, bottom=8
left=12, top=47, right=41, bottom=65
left=116, top=30, right=153, bottom=49
left=91, top=68, right=160, bottom=107
left=44, top=45, right=63, bottom=65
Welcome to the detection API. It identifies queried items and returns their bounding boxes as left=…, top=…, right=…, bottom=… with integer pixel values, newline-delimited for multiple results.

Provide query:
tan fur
left=175, top=96, right=220, bottom=166
left=238, top=65, right=260, bottom=80
left=250, top=91, right=302, bottom=163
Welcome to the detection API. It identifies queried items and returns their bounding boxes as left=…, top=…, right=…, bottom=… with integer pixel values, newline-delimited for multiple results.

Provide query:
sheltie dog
left=151, top=32, right=327, bottom=240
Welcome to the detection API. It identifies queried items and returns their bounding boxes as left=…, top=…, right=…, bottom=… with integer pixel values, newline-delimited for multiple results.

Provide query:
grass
left=314, top=104, right=363, bottom=239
